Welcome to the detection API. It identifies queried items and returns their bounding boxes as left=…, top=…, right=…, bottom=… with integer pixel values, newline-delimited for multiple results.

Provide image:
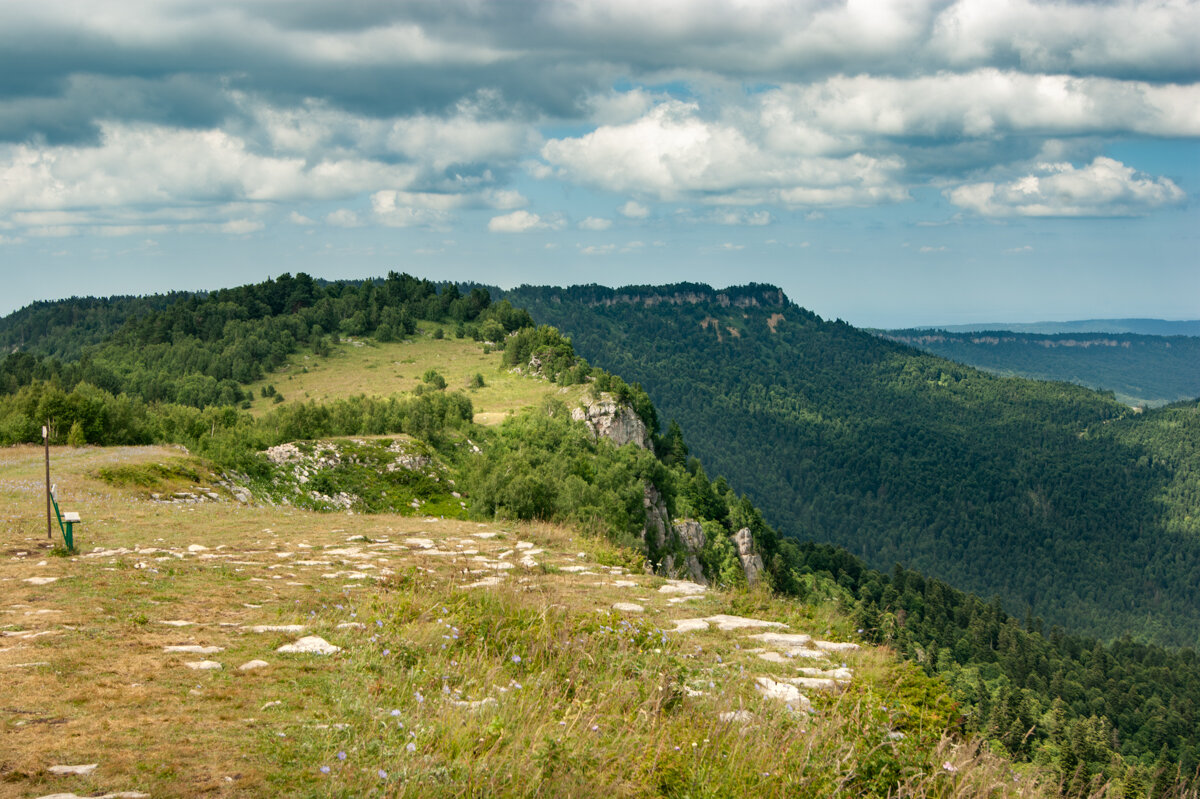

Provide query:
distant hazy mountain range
left=879, top=324, right=1200, bottom=407
left=929, top=318, right=1200, bottom=337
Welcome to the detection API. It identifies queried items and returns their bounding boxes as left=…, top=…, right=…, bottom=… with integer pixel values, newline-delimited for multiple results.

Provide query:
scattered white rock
left=336, top=621, right=366, bottom=629
left=1, top=661, right=50, bottom=669
left=23, top=576, right=58, bottom=585
left=463, top=576, right=505, bottom=589
left=184, top=660, right=223, bottom=670
left=797, top=667, right=853, bottom=680
left=747, top=632, right=812, bottom=647
left=261, top=700, right=283, bottom=710
left=755, top=677, right=812, bottom=711
left=164, top=645, right=223, bottom=654
left=158, top=620, right=195, bottom=627
left=813, top=640, right=860, bottom=652
left=658, top=580, right=705, bottom=595
left=244, top=624, right=305, bottom=634
left=515, top=541, right=535, bottom=550
left=277, top=636, right=340, bottom=655
left=612, top=580, right=638, bottom=588
left=671, top=619, right=710, bottom=633
left=404, top=538, right=435, bottom=549
left=47, top=764, right=97, bottom=776
left=239, top=660, right=270, bottom=671
left=187, top=544, right=209, bottom=553
left=718, top=710, right=755, bottom=723
left=756, top=651, right=791, bottom=664
left=612, top=602, right=645, bottom=613
left=703, top=615, right=785, bottom=631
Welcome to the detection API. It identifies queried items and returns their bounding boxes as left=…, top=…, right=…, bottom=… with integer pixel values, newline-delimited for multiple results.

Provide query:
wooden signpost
left=43, top=423, right=51, bottom=540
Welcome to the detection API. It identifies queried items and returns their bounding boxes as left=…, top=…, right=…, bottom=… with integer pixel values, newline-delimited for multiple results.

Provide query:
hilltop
left=506, top=282, right=1200, bottom=649
left=3, top=275, right=1199, bottom=794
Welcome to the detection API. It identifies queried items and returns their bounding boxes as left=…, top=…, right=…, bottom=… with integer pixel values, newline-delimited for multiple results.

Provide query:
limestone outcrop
left=572, top=393, right=651, bottom=449
left=669, top=520, right=708, bottom=585
left=642, top=484, right=670, bottom=550
left=734, top=527, right=765, bottom=586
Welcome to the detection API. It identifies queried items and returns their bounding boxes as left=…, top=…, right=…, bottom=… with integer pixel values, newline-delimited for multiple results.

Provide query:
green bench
left=49, top=485, right=81, bottom=550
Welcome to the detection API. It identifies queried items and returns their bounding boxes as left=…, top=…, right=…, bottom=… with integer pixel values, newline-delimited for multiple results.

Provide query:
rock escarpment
left=576, top=394, right=764, bottom=587
left=571, top=393, right=651, bottom=449
left=734, top=527, right=765, bottom=586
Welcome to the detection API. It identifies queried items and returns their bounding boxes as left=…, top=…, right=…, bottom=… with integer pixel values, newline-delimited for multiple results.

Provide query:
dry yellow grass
left=1, top=443, right=1064, bottom=798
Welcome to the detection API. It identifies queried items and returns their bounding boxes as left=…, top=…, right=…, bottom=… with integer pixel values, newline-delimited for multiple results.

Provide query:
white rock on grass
left=158, top=620, right=195, bottom=627
left=462, top=576, right=504, bottom=589
left=164, top=645, right=223, bottom=654
left=277, top=636, right=340, bottom=655
left=747, top=632, right=811, bottom=647
left=47, top=764, right=97, bottom=775
left=658, top=580, right=705, bottom=595
left=814, top=640, right=860, bottom=652
left=187, top=544, right=209, bottom=553
left=336, top=622, right=367, bottom=629
left=239, top=660, right=270, bottom=671
left=755, top=677, right=812, bottom=711
left=718, top=710, right=754, bottom=723
left=703, top=615, right=785, bottom=631
left=612, top=602, right=644, bottom=613
left=798, top=667, right=853, bottom=680
left=184, top=660, right=223, bottom=670
left=23, top=577, right=58, bottom=585
left=244, top=625, right=305, bottom=634
left=671, top=619, right=710, bottom=633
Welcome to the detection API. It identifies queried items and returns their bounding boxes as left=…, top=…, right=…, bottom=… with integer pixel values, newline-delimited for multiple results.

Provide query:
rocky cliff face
left=642, top=484, right=669, bottom=550
left=666, top=520, right=708, bottom=585
left=571, top=393, right=651, bottom=449
left=734, top=527, right=765, bottom=586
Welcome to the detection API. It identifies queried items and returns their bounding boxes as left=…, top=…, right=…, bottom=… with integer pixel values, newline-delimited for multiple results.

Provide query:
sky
left=0, top=0, right=1197, bottom=328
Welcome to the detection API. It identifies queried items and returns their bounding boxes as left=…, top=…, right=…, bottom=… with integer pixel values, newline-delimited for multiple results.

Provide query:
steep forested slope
left=507, top=283, right=1200, bottom=649
left=880, top=329, right=1200, bottom=407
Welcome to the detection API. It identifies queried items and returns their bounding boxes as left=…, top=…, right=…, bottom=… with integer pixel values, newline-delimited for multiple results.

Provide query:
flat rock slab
left=47, top=764, right=97, bottom=776
left=782, top=676, right=847, bottom=692
left=747, top=632, right=811, bottom=647
left=755, top=677, right=813, bottom=711
left=244, top=624, right=305, bottom=634
left=158, top=620, right=195, bottom=627
left=184, top=660, right=223, bottom=670
left=703, top=614, right=785, bottom=631
left=187, top=544, right=209, bottom=552
left=277, top=636, right=340, bottom=655
left=239, top=660, right=270, bottom=671
left=798, top=667, right=853, bottom=680
left=23, top=577, right=58, bottom=585
left=462, top=576, right=504, bottom=589
left=814, top=640, right=860, bottom=652
left=612, top=602, right=645, bottom=613
left=671, top=619, right=710, bottom=633
left=164, top=645, right=223, bottom=654
left=658, top=580, right=706, bottom=595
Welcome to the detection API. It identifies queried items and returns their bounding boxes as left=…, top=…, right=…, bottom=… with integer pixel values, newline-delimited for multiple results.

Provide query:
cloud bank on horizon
left=0, top=0, right=1196, bottom=324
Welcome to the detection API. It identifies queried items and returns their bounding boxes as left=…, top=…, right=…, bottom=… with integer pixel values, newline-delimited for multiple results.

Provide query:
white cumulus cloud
left=947, top=156, right=1186, bottom=217
left=579, top=216, right=612, bottom=230
left=487, top=210, right=564, bottom=233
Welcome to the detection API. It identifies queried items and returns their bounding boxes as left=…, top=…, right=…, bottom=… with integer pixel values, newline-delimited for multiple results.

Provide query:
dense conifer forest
left=506, top=283, right=1200, bottom=650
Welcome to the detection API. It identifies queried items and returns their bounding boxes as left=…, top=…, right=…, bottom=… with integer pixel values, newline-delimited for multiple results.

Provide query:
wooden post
left=43, top=424, right=51, bottom=540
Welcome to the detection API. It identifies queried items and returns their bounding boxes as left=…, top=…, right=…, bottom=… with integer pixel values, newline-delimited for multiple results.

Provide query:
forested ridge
left=506, top=283, right=1200, bottom=650
left=879, top=329, right=1200, bottom=407
left=3, top=276, right=1200, bottom=791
